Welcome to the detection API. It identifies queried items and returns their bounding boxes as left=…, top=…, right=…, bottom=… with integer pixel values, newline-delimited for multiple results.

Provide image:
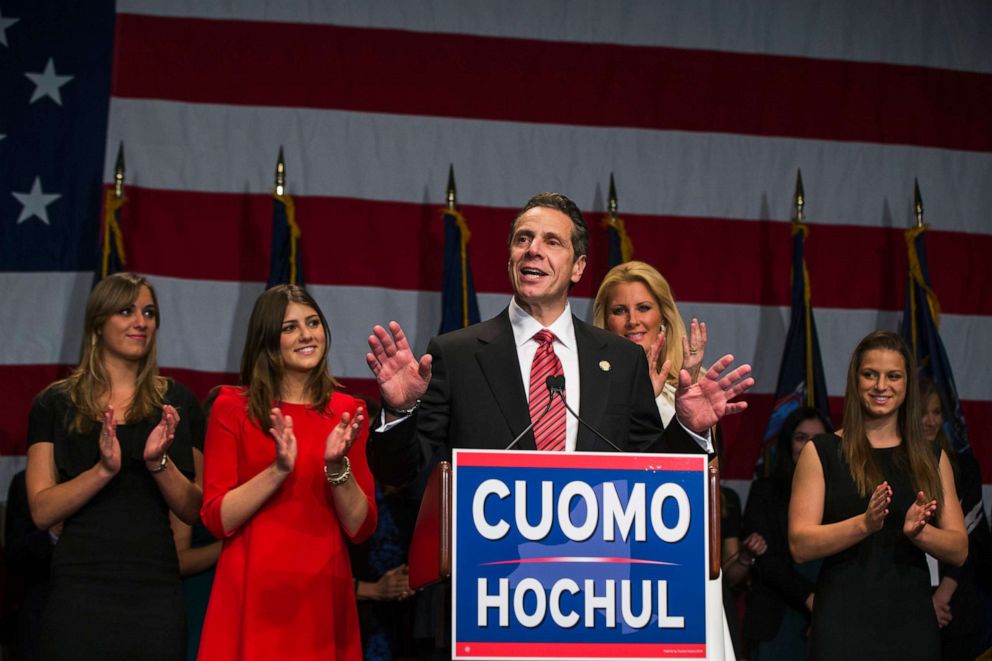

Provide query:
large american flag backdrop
left=2, top=1, right=991, bottom=500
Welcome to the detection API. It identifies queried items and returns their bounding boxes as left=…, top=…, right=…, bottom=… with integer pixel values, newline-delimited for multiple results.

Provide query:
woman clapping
left=25, top=272, right=204, bottom=660
left=198, top=285, right=376, bottom=660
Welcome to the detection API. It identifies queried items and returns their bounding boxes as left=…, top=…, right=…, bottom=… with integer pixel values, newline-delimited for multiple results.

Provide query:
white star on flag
left=0, top=10, right=18, bottom=47
left=25, top=58, right=74, bottom=105
left=12, top=176, right=61, bottom=225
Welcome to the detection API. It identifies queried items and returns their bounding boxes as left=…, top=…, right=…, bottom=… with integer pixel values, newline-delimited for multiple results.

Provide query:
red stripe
left=113, top=14, right=992, bottom=151
left=115, top=187, right=992, bottom=315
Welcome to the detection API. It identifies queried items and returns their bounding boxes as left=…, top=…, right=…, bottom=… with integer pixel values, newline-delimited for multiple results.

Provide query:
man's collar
left=509, top=297, right=575, bottom=348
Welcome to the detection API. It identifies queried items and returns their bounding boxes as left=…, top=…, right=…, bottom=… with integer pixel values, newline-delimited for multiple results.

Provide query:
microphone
left=505, top=374, right=625, bottom=453
left=503, top=375, right=561, bottom=451
left=553, top=375, right=625, bottom=454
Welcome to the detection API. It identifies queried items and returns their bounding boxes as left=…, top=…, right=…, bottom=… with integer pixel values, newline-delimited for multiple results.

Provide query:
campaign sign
left=452, top=450, right=708, bottom=660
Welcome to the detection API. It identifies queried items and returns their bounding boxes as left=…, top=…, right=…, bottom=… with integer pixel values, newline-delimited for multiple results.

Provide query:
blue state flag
left=900, top=224, right=969, bottom=453
left=1, top=1, right=115, bottom=273
left=439, top=208, right=480, bottom=333
left=761, top=222, right=832, bottom=472
left=266, top=192, right=303, bottom=288
left=603, top=214, right=633, bottom=269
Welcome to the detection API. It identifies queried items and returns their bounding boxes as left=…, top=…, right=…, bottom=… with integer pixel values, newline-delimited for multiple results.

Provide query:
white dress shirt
left=507, top=298, right=580, bottom=451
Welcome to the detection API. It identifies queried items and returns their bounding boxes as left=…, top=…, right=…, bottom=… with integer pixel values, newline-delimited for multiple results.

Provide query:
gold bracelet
left=324, top=456, right=351, bottom=486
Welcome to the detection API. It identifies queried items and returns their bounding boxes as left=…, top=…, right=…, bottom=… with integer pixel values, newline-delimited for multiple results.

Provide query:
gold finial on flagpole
left=446, top=164, right=457, bottom=210
left=608, top=173, right=618, bottom=218
left=793, top=169, right=805, bottom=224
left=274, top=146, right=286, bottom=196
left=914, top=178, right=924, bottom=228
left=114, top=142, right=125, bottom=199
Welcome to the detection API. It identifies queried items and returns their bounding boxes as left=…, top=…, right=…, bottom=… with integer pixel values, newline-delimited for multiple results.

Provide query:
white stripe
left=116, top=0, right=992, bottom=74
left=4, top=273, right=992, bottom=401
left=106, top=99, right=992, bottom=235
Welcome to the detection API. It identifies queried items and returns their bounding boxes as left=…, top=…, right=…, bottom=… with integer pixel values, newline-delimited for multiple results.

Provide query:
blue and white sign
left=452, top=450, right=709, bottom=660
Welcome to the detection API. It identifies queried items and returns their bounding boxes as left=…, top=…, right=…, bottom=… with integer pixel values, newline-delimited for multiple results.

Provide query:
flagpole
left=101, top=142, right=128, bottom=280
left=792, top=170, right=816, bottom=408
left=114, top=142, right=125, bottom=200
left=446, top=164, right=471, bottom=327
left=274, top=146, right=286, bottom=197
left=608, top=172, right=618, bottom=219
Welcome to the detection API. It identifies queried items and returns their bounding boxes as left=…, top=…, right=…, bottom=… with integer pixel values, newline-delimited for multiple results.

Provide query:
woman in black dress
left=24, top=272, right=204, bottom=660
left=744, top=407, right=828, bottom=659
left=789, top=331, right=967, bottom=660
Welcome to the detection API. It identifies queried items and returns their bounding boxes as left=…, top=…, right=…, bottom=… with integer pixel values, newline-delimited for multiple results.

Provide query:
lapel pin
left=599, top=360, right=611, bottom=372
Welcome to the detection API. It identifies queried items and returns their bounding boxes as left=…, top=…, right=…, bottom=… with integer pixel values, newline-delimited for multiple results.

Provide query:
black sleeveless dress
left=810, top=434, right=939, bottom=660
left=26, top=381, right=203, bottom=661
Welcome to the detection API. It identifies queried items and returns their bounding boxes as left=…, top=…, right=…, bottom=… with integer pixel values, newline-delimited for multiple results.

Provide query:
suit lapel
left=574, top=319, right=610, bottom=451
left=475, top=310, right=535, bottom=450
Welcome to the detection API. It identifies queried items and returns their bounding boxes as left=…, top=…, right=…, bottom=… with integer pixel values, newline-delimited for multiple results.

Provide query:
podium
left=408, top=460, right=452, bottom=589
left=407, top=449, right=719, bottom=660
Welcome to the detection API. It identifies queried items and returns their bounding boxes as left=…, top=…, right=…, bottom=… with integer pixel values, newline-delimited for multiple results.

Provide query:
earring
left=659, top=323, right=666, bottom=333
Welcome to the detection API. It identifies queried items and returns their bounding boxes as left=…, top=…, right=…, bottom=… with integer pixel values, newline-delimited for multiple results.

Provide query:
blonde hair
left=53, top=272, right=167, bottom=432
left=592, top=261, right=688, bottom=385
left=841, top=331, right=942, bottom=504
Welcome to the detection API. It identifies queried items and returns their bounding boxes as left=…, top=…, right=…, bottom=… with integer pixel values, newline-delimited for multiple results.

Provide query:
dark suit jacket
left=369, top=309, right=702, bottom=485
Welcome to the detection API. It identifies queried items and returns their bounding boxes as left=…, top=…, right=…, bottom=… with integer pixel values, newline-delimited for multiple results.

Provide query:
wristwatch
left=382, top=400, right=420, bottom=417
left=149, top=454, right=169, bottom=474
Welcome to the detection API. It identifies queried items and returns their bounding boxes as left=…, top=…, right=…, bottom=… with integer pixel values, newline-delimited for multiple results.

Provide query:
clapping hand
left=97, top=406, right=121, bottom=476
left=324, top=407, right=365, bottom=471
left=673, top=354, right=754, bottom=433
left=904, top=490, right=938, bottom=539
left=366, top=321, right=432, bottom=412
left=269, top=408, right=298, bottom=474
left=645, top=319, right=709, bottom=398
left=144, top=404, right=179, bottom=471
left=864, top=481, right=892, bottom=533
left=681, top=319, right=708, bottom=382
left=645, top=331, right=670, bottom=397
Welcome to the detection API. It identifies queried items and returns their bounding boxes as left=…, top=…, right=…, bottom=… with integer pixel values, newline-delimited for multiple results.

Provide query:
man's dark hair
left=509, top=192, right=589, bottom=261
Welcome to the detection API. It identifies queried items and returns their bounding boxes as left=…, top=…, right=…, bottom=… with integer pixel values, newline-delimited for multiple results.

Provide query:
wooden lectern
left=408, top=461, right=452, bottom=589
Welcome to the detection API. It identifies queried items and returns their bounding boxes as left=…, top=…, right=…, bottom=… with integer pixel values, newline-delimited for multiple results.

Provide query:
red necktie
left=529, top=329, right=566, bottom=451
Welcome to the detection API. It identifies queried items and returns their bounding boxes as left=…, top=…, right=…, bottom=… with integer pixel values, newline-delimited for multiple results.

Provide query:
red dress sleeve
left=329, top=393, right=377, bottom=544
left=200, top=387, right=247, bottom=539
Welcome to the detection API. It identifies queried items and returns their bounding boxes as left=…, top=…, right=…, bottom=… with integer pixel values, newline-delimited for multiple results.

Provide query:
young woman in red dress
left=198, top=285, right=377, bottom=660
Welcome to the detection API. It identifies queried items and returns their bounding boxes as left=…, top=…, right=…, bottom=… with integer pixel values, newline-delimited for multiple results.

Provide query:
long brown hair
left=592, top=261, right=688, bottom=385
left=54, top=272, right=167, bottom=432
left=239, top=285, right=341, bottom=430
left=841, top=331, right=941, bottom=503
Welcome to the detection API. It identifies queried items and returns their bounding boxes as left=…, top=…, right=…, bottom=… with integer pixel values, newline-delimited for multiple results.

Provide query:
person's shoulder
left=329, top=390, right=365, bottom=413
left=811, top=432, right=840, bottom=450
left=165, top=378, right=199, bottom=406
left=433, top=312, right=508, bottom=350
left=32, top=381, right=70, bottom=412
left=209, top=385, right=248, bottom=416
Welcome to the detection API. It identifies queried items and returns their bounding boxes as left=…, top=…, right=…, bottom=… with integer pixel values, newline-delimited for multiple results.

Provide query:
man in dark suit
left=366, top=192, right=752, bottom=485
